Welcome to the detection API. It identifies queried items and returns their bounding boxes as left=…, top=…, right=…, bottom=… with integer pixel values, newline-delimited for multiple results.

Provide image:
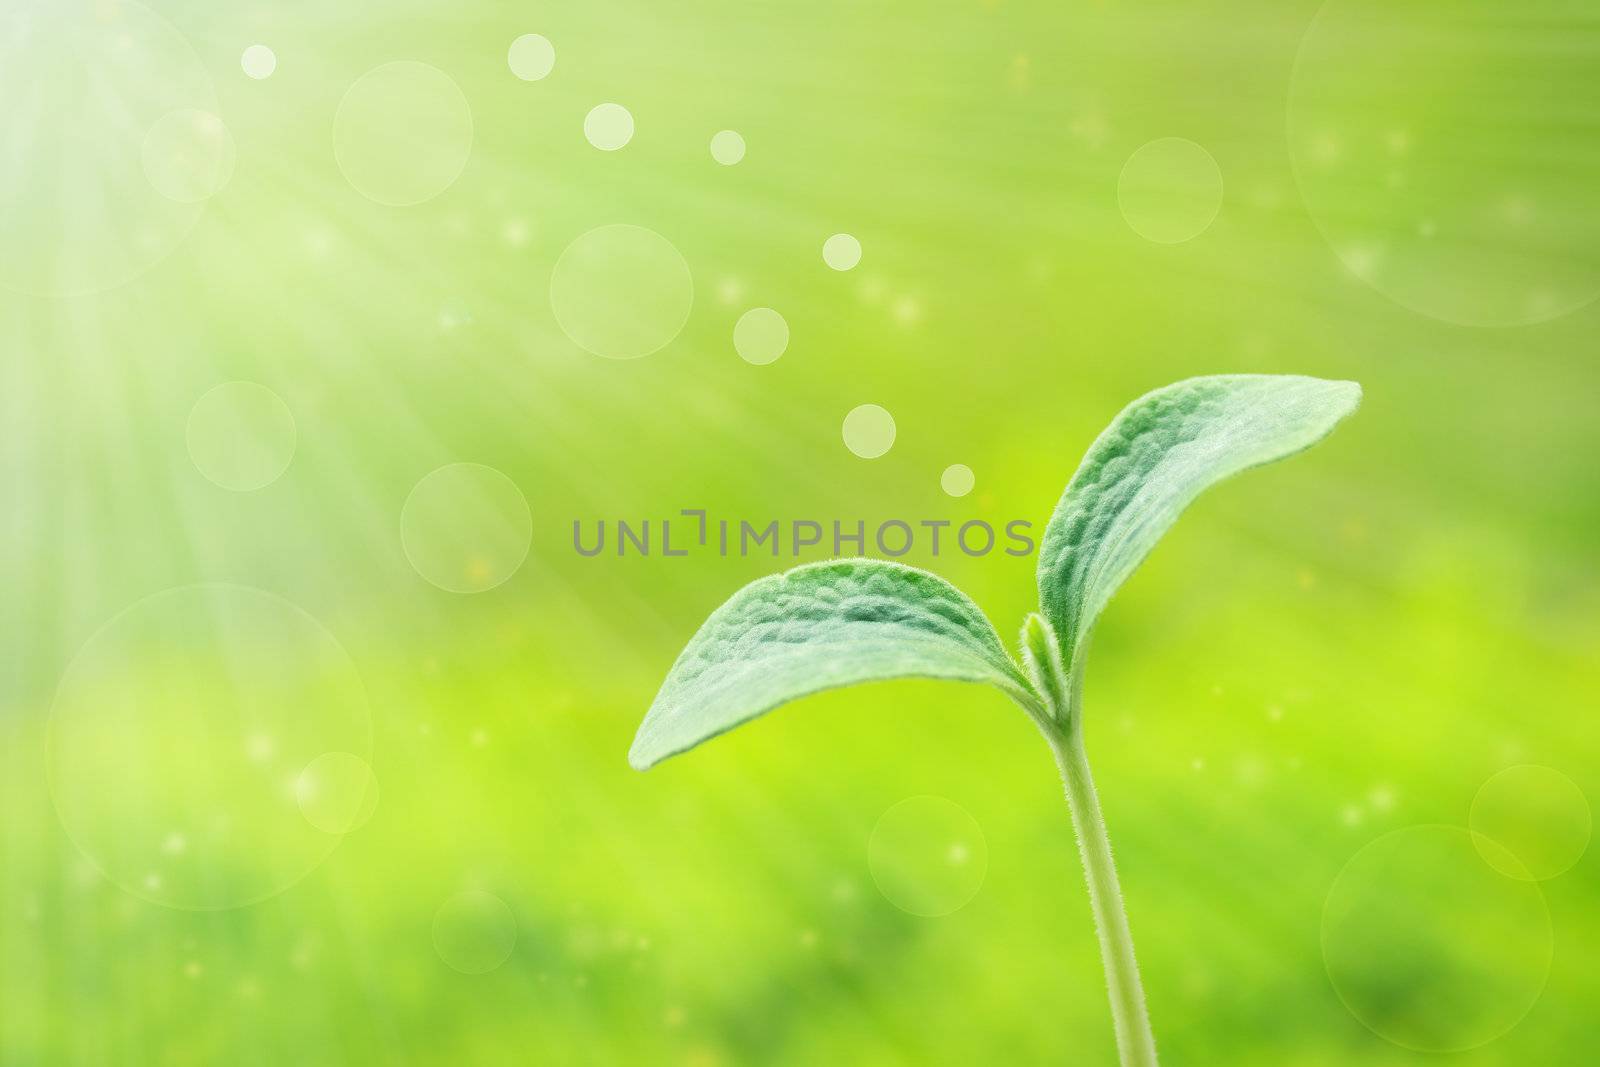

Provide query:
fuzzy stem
left=1042, top=691, right=1158, bottom=1066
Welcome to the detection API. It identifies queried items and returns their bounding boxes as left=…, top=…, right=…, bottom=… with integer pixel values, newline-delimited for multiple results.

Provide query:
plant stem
left=1044, top=714, right=1159, bottom=1067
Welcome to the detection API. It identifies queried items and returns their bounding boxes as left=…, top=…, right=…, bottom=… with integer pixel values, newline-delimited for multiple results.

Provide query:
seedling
left=630, top=374, right=1361, bottom=1066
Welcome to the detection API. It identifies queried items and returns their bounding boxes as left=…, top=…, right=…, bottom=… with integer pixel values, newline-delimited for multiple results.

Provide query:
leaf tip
left=1330, top=376, right=1363, bottom=410
left=627, top=732, right=662, bottom=772
left=1282, top=374, right=1363, bottom=440
left=1318, top=378, right=1363, bottom=440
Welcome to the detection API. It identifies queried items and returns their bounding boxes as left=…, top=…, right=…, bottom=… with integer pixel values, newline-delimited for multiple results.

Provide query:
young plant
left=630, top=374, right=1361, bottom=1066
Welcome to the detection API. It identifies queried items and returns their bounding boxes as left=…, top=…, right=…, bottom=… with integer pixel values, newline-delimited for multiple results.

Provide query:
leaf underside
left=629, top=559, right=1028, bottom=769
left=1036, top=374, right=1361, bottom=666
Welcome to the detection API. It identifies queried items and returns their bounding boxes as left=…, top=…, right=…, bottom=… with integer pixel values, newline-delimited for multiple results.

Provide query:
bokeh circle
left=334, top=61, right=473, bottom=206
left=241, top=45, right=277, bottom=81
left=549, top=224, right=694, bottom=359
left=868, top=796, right=988, bottom=917
left=733, top=308, right=789, bottom=365
left=941, top=464, right=975, bottom=497
left=1469, top=765, right=1591, bottom=881
left=1321, top=824, right=1551, bottom=1051
left=295, top=752, right=379, bottom=834
left=823, top=233, right=862, bottom=271
left=401, top=463, right=532, bottom=593
left=433, top=891, right=519, bottom=973
left=1117, top=138, right=1224, bottom=244
left=710, top=130, right=746, bottom=165
left=47, top=585, right=372, bottom=910
left=141, top=108, right=235, bottom=203
left=1289, top=0, right=1600, bottom=325
left=584, top=103, right=634, bottom=151
left=842, top=404, right=896, bottom=459
left=507, top=34, right=555, bottom=81
left=186, top=382, right=297, bottom=491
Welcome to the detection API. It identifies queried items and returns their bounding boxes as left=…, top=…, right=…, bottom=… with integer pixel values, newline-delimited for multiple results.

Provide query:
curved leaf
left=1037, top=374, right=1360, bottom=665
left=630, top=559, right=1032, bottom=769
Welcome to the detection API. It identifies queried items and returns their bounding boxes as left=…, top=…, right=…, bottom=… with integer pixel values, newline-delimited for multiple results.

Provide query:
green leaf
left=1037, top=374, right=1361, bottom=665
left=630, top=559, right=1032, bottom=769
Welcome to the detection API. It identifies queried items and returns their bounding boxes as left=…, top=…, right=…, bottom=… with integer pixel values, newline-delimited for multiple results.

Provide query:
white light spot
left=1340, top=242, right=1384, bottom=280
left=507, top=34, right=555, bottom=81
left=304, top=229, right=335, bottom=259
left=1308, top=132, right=1343, bottom=166
left=584, top=103, right=633, bottom=151
left=823, top=233, right=862, bottom=271
left=241, top=45, right=276, bottom=80
left=709, top=129, right=745, bottom=165
left=841, top=404, right=896, bottom=459
left=733, top=307, right=789, bottom=365
left=503, top=218, right=531, bottom=247
left=940, top=464, right=974, bottom=497
left=1236, top=756, right=1267, bottom=788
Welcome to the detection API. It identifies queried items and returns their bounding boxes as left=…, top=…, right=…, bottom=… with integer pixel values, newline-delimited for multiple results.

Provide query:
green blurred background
left=2, top=0, right=1598, bottom=1063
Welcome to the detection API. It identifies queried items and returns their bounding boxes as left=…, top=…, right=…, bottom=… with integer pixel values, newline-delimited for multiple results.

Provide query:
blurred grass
left=3, top=0, right=1599, bottom=1063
